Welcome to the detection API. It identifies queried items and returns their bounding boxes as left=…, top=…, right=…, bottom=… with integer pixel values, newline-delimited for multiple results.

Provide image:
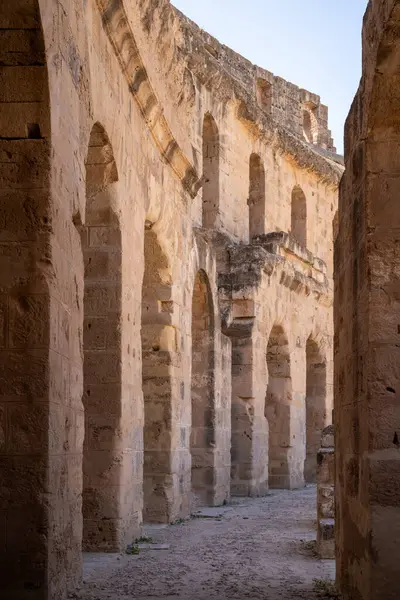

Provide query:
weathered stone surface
left=317, top=518, right=335, bottom=560
left=0, top=1, right=339, bottom=598
left=336, top=1, right=400, bottom=598
left=317, top=426, right=335, bottom=559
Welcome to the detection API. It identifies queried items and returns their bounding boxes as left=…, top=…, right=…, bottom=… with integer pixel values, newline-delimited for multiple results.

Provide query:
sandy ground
left=77, top=486, right=337, bottom=600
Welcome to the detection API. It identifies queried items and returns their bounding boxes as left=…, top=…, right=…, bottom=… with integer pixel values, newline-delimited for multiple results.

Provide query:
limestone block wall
left=0, top=2, right=57, bottom=594
left=0, top=1, right=340, bottom=599
left=336, top=1, right=400, bottom=598
left=219, top=233, right=335, bottom=496
left=131, top=0, right=336, bottom=153
left=207, top=111, right=340, bottom=253
left=176, top=10, right=336, bottom=152
left=126, top=1, right=342, bottom=248
left=317, top=425, right=335, bottom=559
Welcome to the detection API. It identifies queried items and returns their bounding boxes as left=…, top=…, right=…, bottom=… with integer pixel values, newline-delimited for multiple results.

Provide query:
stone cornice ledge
left=96, top=0, right=201, bottom=199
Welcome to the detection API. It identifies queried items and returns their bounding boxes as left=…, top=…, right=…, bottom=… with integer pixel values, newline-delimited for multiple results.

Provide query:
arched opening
left=202, top=114, right=220, bottom=229
left=141, top=226, right=174, bottom=522
left=303, top=110, right=313, bottom=143
left=230, top=338, right=256, bottom=497
left=256, top=78, right=272, bottom=113
left=303, top=104, right=319, bottom=144
left=191, top=270, right=215, bottom=507
left=80, top=123, right=123, bottom=551
left=248, top=153, right=266, bottom=239
left=265, top=325, right=292, bottom=488
left=291, top=185, right=307, bottom=247
left=305, top=338, right=327, bottom=483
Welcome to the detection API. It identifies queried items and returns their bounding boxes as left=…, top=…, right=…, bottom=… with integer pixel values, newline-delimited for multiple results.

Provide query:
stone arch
left=0, top=1, right=55, bottom=595
left=248, top=153, right=266, bottom=239
left=85, top=122, right=118, bottom=200
left=80, top=122, right=123, bottom=551
left=190, top=269, right=216, bottom=507
left=291, top=185, right=307, bottom=247
left=202, top=113, right=220, bottom=229
left=141, top=225, right=175, bottom=522
left=265, top=324, right=293, bottom=488
left=304, top=337, right=327, bottom=483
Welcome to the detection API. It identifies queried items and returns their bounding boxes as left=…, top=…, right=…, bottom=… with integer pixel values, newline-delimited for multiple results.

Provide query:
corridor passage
left=78, top=487, right=336, bottom=600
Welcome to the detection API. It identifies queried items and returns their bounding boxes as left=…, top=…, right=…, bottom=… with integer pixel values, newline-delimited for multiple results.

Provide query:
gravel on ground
left=77, top=486, right=337, bottom=600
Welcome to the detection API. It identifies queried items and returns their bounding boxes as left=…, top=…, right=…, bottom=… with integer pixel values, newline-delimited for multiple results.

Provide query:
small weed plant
left=171, top=517, right=186, bottom=525
left=313, top=578, right=341, bottom=599
left=135, top=536, right=153, bottom=543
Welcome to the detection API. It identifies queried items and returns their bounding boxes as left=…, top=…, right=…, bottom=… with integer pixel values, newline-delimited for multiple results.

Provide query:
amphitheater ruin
left=1, top=0, right=399, bottom=599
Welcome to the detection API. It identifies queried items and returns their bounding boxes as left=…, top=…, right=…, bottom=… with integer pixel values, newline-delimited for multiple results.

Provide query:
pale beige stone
left=0, top=1, right=341, bottom=598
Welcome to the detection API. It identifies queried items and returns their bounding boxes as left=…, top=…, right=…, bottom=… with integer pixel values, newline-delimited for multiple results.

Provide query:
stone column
left=0, top=2, right=85, bottom=595
left=230, top=331, right=268, bottom=497
left=317, top=425, right=334, bottom=559
left=212, top=332, right=232, bottom=505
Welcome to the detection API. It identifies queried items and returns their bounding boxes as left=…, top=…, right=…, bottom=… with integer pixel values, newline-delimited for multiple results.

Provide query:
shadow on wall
left=202, top=114, right=220, bottom=229
left=80, top=122, right=123, bottom=552
left=191, top=270, right=215, bottom=508
left=141, top=225, right=174, bottom=523
left=265, top=324, right=293, bottom=489
left=291, top=185, right=307, bottom=247
left=305, top=337, right=327, bottom=484
left=248, top=153, right=266, bottom=240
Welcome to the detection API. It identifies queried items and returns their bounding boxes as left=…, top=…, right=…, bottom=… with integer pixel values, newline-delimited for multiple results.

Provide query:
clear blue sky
left=172, top=0, right=368, bottom=154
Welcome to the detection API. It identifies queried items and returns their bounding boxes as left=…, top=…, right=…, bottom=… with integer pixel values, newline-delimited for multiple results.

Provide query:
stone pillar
left=230, top=332, right=268, bottom=497
left=190, top=270, right=216, bottom=506
left=0, top=2, right=84, bottom=596
left=212, top=332, right=232, bottom=505
left=336, top=4, right=400, bottom=597
left=317, top=425, right=334, bottom=559
left=266, top=328, right=304, bottom=490
left=142, top=228, right=187, bottom=523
